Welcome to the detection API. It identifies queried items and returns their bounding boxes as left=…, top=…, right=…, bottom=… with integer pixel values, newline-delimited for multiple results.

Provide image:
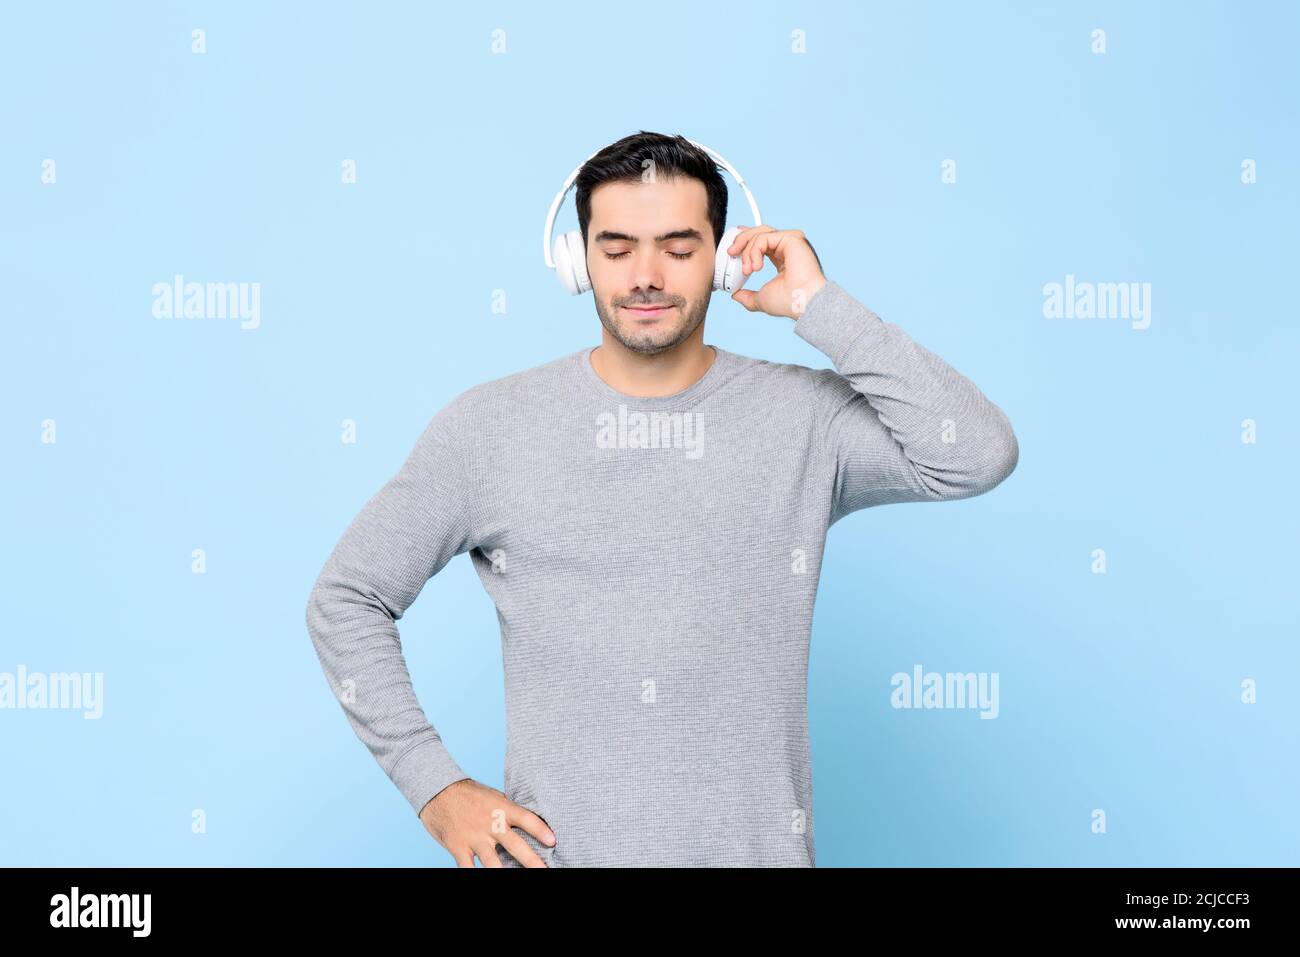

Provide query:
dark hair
left=575, top=131, right=728, bottom=251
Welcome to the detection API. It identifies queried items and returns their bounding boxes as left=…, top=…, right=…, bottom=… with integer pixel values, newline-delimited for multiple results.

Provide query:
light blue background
left=2, top=1, right=1296, bottom=866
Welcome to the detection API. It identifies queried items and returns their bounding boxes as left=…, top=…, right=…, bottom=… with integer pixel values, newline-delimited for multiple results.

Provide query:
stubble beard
left=594, top=291, right=710, bottom=356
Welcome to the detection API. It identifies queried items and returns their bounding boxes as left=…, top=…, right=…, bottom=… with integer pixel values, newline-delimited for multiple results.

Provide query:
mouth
left=622, top=304, right=675, bottom=321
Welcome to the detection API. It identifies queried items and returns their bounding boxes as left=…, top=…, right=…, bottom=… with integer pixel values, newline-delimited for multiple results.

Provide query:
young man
left=305, top=132, right=1018, bottom=868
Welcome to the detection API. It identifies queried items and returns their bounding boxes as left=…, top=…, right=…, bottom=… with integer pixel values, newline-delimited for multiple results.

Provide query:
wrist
left=791, top=275, right=828, bottom=320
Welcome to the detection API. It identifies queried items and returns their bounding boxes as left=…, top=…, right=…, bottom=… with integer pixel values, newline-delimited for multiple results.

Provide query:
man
left=304, top=132, right=1018, bottom=868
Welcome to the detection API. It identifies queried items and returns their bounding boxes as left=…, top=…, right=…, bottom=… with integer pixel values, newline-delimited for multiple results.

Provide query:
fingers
left=472, top=840, right=505, bottom=867
left=434, top=783, right=559, bottom=868
left=503, top=805, right=555, bottom=867
left=512, top=806, right=557, bottom=848
left=498, top=830, right=549, bottom=868
left=745, top=232, right=773, bottom=275
left=729, top=225, right=771, bottom=267
left=727, top=223, right=775, bottom=260
left=452, top=834, right=534, bottom=867
left=729, top=225, right=785, bottom=275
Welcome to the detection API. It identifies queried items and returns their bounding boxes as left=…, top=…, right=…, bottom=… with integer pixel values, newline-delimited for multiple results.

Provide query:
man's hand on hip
left=418, top=778, right=557, bottom=868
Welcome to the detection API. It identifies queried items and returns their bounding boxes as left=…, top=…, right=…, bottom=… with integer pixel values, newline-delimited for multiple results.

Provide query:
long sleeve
left=304, top=404, right=480, bottom=815
left=793, top=278, right=1018, bottom=523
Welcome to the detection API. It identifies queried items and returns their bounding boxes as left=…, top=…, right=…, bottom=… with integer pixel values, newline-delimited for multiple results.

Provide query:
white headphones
left=543, top=138, right=763, bottom=296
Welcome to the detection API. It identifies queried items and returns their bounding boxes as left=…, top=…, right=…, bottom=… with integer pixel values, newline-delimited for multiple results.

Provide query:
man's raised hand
left=727, top=225, right=828, bottom=319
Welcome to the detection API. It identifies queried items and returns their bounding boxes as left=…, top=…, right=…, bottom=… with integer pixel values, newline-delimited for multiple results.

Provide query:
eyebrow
left=592, top=228, right=705, bottom=244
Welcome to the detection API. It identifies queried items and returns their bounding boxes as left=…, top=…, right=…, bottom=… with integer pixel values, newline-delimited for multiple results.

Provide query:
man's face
left=586, top=175, right=715, bottom=356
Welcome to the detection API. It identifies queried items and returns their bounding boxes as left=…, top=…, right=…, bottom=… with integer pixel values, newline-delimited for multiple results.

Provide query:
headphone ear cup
left=570, top=230, right=592, bottom=294
left=714, top=225, right=748, bottom=294
left=552, top=229, right=591, bottom=295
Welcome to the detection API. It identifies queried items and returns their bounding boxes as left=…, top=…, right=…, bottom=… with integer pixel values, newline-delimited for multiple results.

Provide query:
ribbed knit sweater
left=305, top=278, right=1018, bottom=866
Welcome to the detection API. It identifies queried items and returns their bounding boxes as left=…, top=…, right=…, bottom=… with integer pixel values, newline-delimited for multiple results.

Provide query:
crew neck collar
left=576, top=343, right=734, bottom=409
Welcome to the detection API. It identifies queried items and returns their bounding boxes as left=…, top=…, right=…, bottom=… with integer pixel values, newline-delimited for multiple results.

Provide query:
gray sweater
left=304, top=279, right=1018, bottom=867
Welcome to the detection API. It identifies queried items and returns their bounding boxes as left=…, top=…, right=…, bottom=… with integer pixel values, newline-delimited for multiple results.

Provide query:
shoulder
left=429, top=349, right=585, bottom=438
left=720, top=346, right=841, bottom=402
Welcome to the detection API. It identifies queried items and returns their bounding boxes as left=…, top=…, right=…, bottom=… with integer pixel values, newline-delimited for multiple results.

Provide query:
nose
left=627, top=248, right=667, bottom=298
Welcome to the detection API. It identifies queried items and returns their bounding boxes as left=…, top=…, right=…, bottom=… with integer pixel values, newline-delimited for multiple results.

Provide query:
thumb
left=731, top=288, right=757, bottom=311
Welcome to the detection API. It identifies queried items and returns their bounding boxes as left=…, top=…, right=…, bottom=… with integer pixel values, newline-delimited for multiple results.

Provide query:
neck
left=589, top=325, right=716, bottom=398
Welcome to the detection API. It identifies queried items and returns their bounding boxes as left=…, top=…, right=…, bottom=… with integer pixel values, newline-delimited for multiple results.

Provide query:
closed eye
left=603, top=251, right=694, bottom=261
